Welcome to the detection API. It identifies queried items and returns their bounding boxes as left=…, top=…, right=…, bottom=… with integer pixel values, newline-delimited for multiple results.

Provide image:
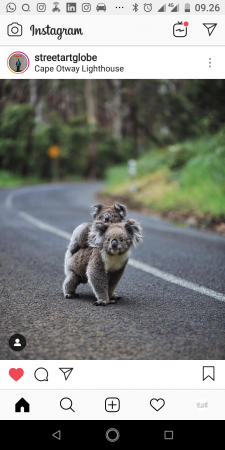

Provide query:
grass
left=104, top=133, right=225, bottom=218
left=0, top=170, right=42, bottom=188
left=0, top=171, right=81, bottom=189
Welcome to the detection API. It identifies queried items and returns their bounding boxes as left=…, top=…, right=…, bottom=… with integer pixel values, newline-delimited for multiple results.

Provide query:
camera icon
left=82, top=3, right=91, bottom=12
left=37, top=3, right=46, bottom=12
left=7, top=22, right=23, bottom=36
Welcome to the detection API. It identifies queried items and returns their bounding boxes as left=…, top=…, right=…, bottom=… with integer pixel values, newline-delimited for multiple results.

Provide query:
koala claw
left=111, top=294, right=122, bottom=300
left=94, top=300, right=104, bottom=306
left=65, top=293, right=79, bottom=299
left=94, top=300, right=117, bottom=306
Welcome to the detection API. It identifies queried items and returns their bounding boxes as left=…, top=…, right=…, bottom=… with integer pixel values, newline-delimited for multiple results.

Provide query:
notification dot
left=184, top=22, right=189, bottom=27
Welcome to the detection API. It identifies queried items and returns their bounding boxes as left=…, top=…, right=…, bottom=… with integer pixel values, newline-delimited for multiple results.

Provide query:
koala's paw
left=94, top=300, right=117, bottom=306
left=65, top=293, right=79, bottom=299
left=94, top=300, right=105, bottom=306
left=110, top=293, right=122, bottom=300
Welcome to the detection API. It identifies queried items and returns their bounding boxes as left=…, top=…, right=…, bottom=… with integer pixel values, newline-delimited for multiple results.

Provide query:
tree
left=84, top=80, right=97, bottom=179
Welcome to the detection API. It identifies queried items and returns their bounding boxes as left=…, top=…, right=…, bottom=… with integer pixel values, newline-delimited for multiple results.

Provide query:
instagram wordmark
left=30, top=25, right=83, bottom=39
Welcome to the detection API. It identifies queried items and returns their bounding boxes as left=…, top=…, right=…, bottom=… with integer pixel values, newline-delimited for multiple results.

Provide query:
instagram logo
left=37, top=3, right=46, bottom=12
left=82, top=3, right=91, bottom=12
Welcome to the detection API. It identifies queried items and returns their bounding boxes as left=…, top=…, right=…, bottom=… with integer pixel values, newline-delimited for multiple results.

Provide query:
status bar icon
left=158, top=4, right=166, bottom=12
left=185, top=3, right=190, bottom=12
left=171, top=4, right=179, bottom=12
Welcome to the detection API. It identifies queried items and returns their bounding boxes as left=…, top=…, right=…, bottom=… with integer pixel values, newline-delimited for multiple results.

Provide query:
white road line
left=19, top=210, right=225, bottom=303
left=5, top=192, right=13, bottom=209
left=128, top=259, right=225, bottom=303
left=19, top=212, right=71, bottom=240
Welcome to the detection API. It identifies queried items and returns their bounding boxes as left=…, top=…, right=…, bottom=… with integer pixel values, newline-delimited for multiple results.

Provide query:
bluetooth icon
left=133, top=3, right=138, bottom=12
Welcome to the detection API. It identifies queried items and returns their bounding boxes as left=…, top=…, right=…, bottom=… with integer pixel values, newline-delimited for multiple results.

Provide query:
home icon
left=15, top=398, right=30, bottom=412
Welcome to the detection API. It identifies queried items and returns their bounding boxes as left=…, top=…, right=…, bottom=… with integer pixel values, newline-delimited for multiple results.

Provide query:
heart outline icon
left=9, top=368, right=24, bottom=381
left=150, top=398, right=165, bottom=411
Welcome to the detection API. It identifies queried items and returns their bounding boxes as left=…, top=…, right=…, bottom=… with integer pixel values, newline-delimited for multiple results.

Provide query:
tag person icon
left=9, top=334, right=26, bottom=351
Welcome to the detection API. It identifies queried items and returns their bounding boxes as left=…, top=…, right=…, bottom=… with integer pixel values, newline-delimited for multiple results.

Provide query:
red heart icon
left=9, top=368, right=24, bottom=381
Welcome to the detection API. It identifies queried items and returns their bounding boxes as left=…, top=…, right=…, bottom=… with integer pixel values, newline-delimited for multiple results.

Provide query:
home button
left=15, top=398, right=30, bottom=412
left=105, top=428, right=120, bottom=442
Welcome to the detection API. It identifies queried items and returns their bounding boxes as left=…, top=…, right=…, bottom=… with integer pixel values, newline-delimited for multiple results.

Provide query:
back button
left=52, top=430, right=61, bottom=440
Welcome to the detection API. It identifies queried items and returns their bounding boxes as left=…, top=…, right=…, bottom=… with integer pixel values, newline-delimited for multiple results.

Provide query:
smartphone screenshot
left=0, top=0, right=225, bottom=445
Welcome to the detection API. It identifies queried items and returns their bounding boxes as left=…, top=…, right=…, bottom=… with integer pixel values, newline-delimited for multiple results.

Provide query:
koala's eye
left=120, top=238, right=124, bottom=242
left=107, top=238, right=110, bottom=241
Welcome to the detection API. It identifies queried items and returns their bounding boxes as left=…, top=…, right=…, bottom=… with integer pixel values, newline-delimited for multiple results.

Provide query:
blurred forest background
left=0, top=79, right=225, bottom=228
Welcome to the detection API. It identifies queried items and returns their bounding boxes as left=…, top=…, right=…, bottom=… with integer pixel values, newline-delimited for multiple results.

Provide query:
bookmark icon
left=203, top=366, right=215, bottom=381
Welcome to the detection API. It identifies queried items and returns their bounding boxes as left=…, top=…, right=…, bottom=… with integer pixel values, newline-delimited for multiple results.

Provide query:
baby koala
left=68, top=202, right=127, bottom=255
left=63, top=219, right=142, bottom=306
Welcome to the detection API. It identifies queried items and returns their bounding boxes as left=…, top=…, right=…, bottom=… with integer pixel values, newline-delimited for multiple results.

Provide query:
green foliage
left=0, top=170, right=41, bottom=187
left=32, top=115, right=63, bottom=178
left=105, top=131, right=225, bottom=217
left=96, top=133, right=135, bottom=177
left=1, top=80, right=225, bottom=190
left=0, top=104, right=34, bottom=175
left=61, top=117, right=90, bottom=177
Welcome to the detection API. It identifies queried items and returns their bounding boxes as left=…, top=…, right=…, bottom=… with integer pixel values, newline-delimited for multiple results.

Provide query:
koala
left=68, top=203, right=127, bottom=256
left=63, top=219, right=142, bottom=306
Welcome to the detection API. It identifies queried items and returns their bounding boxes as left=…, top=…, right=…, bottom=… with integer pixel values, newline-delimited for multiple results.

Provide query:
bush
left=0, top=104, right=35, bottom=175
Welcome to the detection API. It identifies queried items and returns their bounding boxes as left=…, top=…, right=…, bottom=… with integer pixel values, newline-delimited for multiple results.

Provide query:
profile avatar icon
left=9, top=333, right=26, bottom=351
left=16, top=58, right=21, bottom=72
left=7, top=51, right=30, bottom=74
left=14, top=338, right=21, bottom=347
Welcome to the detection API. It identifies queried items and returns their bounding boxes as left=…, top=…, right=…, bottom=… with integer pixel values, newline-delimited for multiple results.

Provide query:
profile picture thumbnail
left=7, top=51, right=30, bottom=74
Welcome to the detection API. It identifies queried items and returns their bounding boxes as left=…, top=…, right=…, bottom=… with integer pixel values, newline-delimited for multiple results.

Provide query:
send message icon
left=203, top=366, right=215, bottom=381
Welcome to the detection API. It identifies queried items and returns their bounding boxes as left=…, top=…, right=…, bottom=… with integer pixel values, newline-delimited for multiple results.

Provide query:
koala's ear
left=125, top=219, right=142, bottom=247
left=114, top=202, right=127, bottom=220
left=88, top=221, right=109, bottom=247
left=91, top=204, right=104, bottom=219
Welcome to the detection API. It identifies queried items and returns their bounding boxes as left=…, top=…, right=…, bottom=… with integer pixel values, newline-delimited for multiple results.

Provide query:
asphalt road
left=0, top=182, right=225, bottom=360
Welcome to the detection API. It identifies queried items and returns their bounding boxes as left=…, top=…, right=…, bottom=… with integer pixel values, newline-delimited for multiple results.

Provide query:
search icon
left=22, top=4, right=30, bottom=11
left=34, top=367, right=49, bottom=381
left=60, top=397, right=75, bottom=412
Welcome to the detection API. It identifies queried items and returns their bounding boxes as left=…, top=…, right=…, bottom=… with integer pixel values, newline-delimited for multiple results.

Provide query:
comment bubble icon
left=34, top=367, right=49, bottom=381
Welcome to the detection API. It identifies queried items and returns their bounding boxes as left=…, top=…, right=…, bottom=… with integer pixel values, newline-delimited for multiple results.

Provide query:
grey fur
left=114, top=202, right=127, bottom=219
left=68, top=203, right=127, bottom=256
left=63, top=219, right=142, bottom=306
left=91, top=203, right=104, bottom=219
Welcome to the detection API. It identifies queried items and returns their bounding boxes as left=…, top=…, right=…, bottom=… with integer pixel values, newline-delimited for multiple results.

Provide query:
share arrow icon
left=59, top=368, right=73, bottom=380
left=203, top=23, right=217, bottom=36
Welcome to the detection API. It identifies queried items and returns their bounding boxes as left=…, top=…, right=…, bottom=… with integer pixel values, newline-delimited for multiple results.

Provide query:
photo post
left=0, top=0, right=225, bottom=440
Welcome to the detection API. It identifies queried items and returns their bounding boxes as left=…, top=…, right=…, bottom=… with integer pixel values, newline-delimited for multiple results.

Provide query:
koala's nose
left=111, top=239, right=118, bottom=248
left=104, top=214, right=110, bottom=222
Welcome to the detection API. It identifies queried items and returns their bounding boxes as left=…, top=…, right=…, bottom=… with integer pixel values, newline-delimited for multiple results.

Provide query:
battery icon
left=185, top=3, right=190, bottom=12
